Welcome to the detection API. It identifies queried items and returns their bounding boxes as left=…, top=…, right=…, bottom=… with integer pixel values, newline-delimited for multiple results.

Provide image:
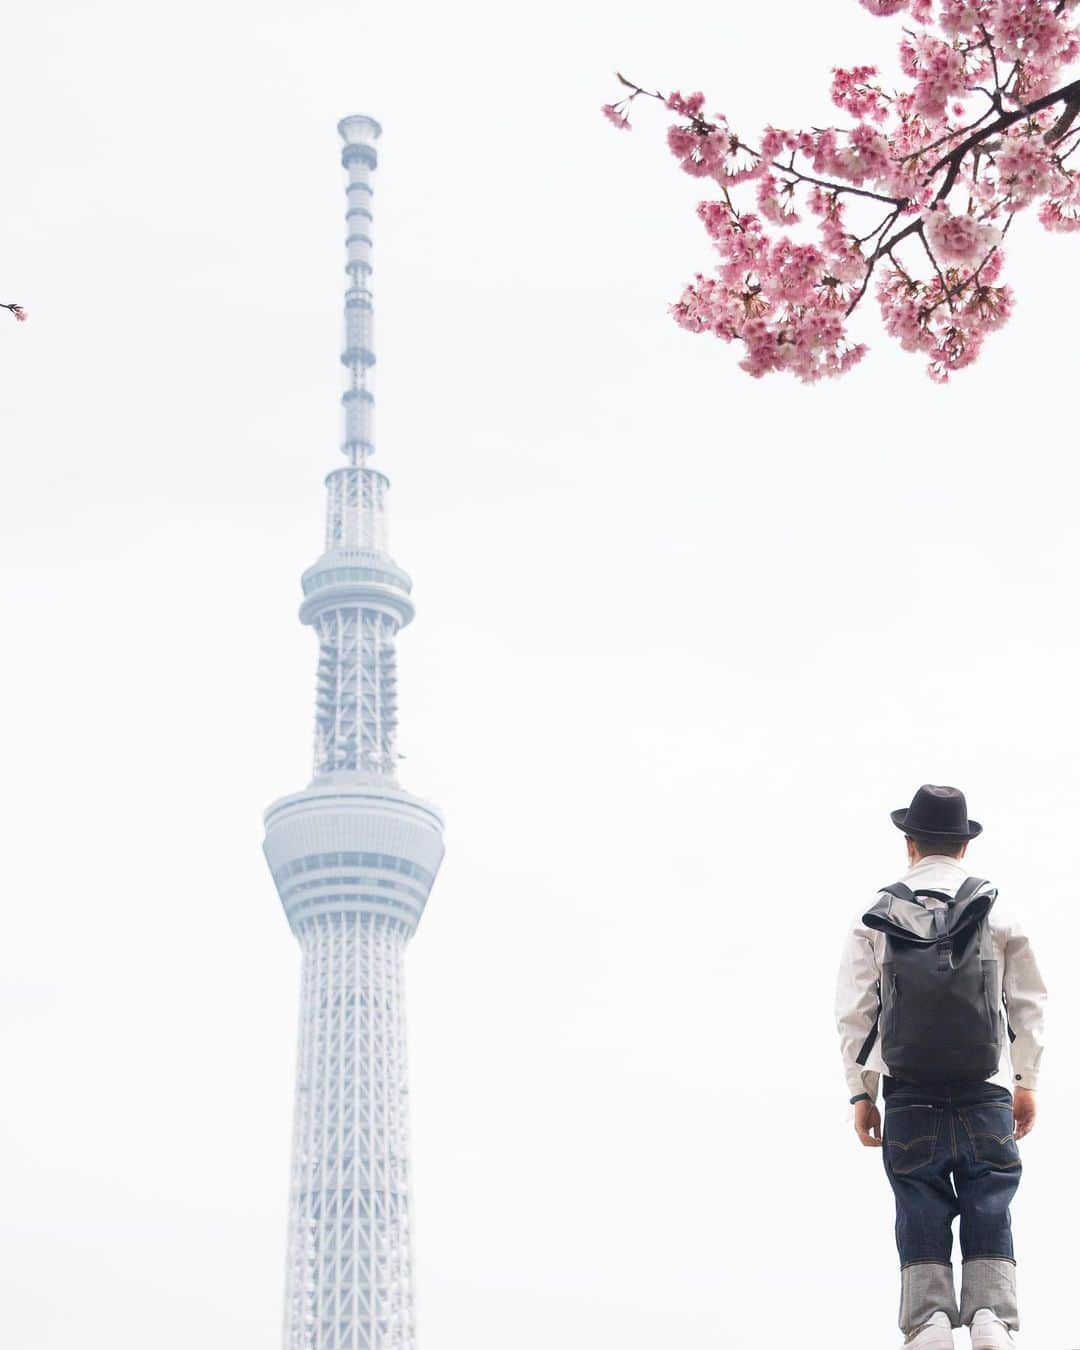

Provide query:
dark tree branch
left=931, top=76, right=1080, bottom=200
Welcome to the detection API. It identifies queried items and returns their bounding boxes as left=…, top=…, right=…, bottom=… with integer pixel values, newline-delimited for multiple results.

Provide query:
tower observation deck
left=263, top=115, right=445, bottom=1350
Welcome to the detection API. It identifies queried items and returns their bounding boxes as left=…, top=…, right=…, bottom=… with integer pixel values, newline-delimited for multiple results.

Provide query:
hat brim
left=891, top=807, right=982, bottom=840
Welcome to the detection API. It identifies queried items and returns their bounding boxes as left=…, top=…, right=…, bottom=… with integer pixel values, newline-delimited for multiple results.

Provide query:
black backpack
left=855, top=876, right=1015, bottom=1085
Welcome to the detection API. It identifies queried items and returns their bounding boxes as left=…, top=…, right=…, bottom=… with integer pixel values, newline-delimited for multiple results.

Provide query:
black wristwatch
left=849, top=1092, right=872, bottom=1105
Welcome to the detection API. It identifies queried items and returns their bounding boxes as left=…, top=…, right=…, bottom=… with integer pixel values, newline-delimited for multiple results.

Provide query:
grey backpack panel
left=856, top=876, right=1004, bottom=1085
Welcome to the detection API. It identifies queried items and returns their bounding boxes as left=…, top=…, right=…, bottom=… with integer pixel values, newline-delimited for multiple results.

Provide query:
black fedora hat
left=891, top=784, right=982, bottom=840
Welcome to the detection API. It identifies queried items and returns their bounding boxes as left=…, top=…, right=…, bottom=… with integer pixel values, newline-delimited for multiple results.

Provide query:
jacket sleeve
left=1002, top=919, right=1047, bottom=1091
left=835, top=919, right=882, bottom=1102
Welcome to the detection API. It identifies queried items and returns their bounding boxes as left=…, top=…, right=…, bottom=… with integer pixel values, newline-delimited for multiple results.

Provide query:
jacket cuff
left=1011, top=1068, right=1038, bottom=1090
left=846, top=1066, right=878, bottom=1101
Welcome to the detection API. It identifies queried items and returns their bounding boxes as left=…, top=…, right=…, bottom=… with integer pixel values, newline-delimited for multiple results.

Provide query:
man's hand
left=854, top=1098, right=883, bottom=1147
left=1013, top=1086, right=1037, bottom=1140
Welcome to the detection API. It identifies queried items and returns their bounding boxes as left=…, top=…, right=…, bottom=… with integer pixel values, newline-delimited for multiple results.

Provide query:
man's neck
left=905, top=853, right=968, bottom=877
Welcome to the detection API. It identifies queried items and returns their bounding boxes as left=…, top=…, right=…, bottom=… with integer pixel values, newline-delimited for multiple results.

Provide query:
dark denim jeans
left=882, top=1076, right=1022, bottom=1334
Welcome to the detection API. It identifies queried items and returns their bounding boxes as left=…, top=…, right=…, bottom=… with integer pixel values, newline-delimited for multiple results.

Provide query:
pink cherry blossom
left=761, top=125, right=799, bottom=159
left=995, top=131, right=1055, bottom=207
left=835, top=123, right=894, bottom=184
left=604, top=0, right=1080, bottom=380
left=939, top=2, right=992, bottom=39
left=666, top=90, right=706, bottom=117
left=901, top=35, right=969, bottom=117
left=991, top=0, right=1069, bottom=62
left=1039, top=173, right=1080, bottom=230
left=831, top=65, right=890, bottom=121
left=925, top=205, right=1001, bottom=262
left=756, top=173, right=802, bottom=224
left=667, top=117, right=762, bottom=183
left=602, top=103, right=631, bottom=131
left=859, top=0, right=909, bottom=15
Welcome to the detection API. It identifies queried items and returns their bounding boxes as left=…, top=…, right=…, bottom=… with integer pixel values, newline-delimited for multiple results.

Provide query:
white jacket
left=835, top=855, right=1047, bottom=1102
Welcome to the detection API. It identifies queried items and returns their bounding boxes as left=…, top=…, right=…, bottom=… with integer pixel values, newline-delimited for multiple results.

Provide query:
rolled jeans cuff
left=900, top=1261, right=959, bottom=1334
left=960, top=1257, right=1018, bottom=1332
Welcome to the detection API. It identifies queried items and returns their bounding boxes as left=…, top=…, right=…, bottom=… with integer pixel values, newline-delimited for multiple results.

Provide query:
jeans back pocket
left=884, top=1103, right=940, bottom=1175
left=958, top=1102, right=1022, bottom=1170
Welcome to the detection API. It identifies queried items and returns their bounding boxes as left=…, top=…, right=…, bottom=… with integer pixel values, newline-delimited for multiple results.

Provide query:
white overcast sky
left=1, top=1, right=1077, bottom=1347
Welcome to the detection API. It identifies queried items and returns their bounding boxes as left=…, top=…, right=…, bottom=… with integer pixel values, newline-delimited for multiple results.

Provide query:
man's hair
left=907, top=833, right=967, bottom=859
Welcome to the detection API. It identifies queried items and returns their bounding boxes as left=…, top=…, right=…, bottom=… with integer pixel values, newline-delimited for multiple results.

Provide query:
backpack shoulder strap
left=879, top=882, right=914, bottom=902
left=854, top=889, right=890, bottom=1065
left=953, top=875, right=988, bottom=904
left=1002, top=987, right=1017, bottom=1043
left=855, top=990, right=881, bottom=1066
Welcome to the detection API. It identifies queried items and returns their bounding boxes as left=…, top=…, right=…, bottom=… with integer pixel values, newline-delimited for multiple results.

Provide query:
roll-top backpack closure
left=855, top=876, right=1005, bottom=1083
left=861, top=876, right=997, bottom=946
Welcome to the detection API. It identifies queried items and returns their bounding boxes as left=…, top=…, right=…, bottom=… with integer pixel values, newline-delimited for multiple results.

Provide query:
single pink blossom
left=1039, top=173, right=1080, bottom=230
left=668, top=117, right=762, bottom=184
left=602, top=103, right=631, bottom=131
left=965, top=279, right=1013, bottom=329
left=995, top=132, right=1055, bottom=207
left=831, top=64, right=890, bottom=121
left=859, top=0, right=909, bottom=14
left=666, top=90, right=706, bottom=117
left=769, top=239, right=828, bottom=304
left=761, top=125, right=798, bottom=159
left=835, top=123, right=894, bottom=185
left=756, top=173, right=802, bottom=224
left=940, top=1, right=992, bottom=38
left=925, top=205, right=1001, bottom=263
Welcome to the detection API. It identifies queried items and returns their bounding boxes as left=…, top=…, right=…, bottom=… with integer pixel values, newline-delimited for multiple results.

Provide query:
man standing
left=836, top=785, right=1047, bottom=1349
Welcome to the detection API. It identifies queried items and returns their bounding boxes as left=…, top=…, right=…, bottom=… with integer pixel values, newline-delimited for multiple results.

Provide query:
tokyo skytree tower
left=263, top=115, right=445, bottom=1350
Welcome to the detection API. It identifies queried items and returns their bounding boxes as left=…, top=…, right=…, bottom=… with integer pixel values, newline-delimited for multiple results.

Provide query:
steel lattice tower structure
left=263, top=115, right=445, bottom=1350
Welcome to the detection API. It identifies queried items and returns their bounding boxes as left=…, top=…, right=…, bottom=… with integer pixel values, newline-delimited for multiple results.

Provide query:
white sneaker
left=904, top=1310, right=955, bottom=1348
left=970, top=1307, right=1014, bottom=1348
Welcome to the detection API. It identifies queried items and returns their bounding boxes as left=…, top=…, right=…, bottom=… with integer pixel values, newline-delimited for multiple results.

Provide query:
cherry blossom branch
left=932, top=75, right=1080, bottom=200
left=616, top=74, right=905, bottom=204
left=902, top=106, right=996, bottom=165
left=844, top=216, right=922, bottom=316
left=3, top=303, right=27, bottom=322
left=1045, top=94, right=1080, bottom=143
left=603, top=0, right=1080, bottom=382
left=977, top=23, right=1005, bottom=104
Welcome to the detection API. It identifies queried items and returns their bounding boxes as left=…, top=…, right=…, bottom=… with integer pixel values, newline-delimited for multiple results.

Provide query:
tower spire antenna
left=304, top=114, right=412, bottom=781
left=264, top=117, right=445, bottom=1350
left=338, top=114, right=380, bottom=468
